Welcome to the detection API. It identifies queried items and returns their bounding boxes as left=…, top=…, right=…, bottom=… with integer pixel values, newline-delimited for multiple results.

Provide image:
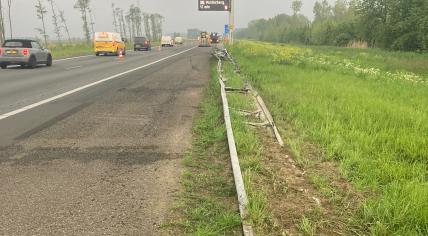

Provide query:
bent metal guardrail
left=214, top=50, right=254, bottom=236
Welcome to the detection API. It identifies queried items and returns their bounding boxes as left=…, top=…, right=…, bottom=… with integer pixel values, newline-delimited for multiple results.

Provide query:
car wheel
left=0, top=64, right=7, bottom=69
left=96, top=52, right=100, bottom=56
left=27, top=56, right=37, bottom=69
left=46, top=54, right=53, bottom=67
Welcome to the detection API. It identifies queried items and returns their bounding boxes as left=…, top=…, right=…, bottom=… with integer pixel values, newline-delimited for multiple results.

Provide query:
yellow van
left=94, top=32, right=126, bottom=56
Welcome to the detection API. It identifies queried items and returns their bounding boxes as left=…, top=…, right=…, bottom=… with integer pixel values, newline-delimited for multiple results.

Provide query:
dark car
left=0, top=39, right=52, bottom=69
left=134, top=37, right=151, bottom=51
left=210, top=33, right=220, bottom=44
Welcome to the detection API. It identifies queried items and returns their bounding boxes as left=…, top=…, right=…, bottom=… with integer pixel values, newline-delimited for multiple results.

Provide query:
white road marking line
left=54, top=55, right=93, bottom=62
left=54, top=49, right=150, bottom=61
left=65, top=66, right=82, bottom=70
left=0, top=46, right=197, bottom=121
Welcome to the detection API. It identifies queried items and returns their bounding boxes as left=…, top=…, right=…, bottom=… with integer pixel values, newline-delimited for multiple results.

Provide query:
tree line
left=236, top=0, right=428, bottom=52
left=0, top=0, right=12, bottom=44
left=111, top=3, right=164, bottom=42
left=0, top=0, right=164, bottom=46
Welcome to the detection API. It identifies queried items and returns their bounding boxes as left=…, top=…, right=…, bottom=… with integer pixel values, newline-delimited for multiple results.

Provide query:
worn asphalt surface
left=0, top=44, right=212, bottom=235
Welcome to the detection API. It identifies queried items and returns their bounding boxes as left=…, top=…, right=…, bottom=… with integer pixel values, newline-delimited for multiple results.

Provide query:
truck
left=198, top=32, right=211, bottom=47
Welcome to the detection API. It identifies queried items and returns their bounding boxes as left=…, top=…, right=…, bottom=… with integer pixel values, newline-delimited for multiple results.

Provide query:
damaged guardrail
left=214, top=50, right=254, bottom=236
left=213, top=46, right=285, bottom=235
left=219, top=48, right=284, bottom=147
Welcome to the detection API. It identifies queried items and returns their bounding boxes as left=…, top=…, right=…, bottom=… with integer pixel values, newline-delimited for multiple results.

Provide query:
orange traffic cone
left=118, top=50, right=124, bottom=60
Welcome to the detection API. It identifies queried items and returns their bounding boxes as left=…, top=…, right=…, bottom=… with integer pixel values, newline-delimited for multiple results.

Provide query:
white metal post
left=229, top=0, right=235, bottom=44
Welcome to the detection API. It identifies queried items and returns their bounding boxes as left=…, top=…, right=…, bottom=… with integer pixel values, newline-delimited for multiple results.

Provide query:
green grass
left=222, top=61, right=279, bottom=234
left=49, top=43, right=93, bottom=58
left=229, top=41, right=428, bottom=235
left=309, top=174, right=343, bottom=204
left=308, top=45, right=428, bottom=77
left=298, top=216, right=316, bottom=236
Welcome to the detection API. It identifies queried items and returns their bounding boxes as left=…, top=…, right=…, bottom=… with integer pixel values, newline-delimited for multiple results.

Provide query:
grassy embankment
left=227, top=41, right=428, bottom=235
left=49, top=43, right=93, bottom=58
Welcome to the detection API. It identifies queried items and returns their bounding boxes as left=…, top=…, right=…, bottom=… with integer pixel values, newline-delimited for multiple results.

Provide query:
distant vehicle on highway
left=210, top=33, right=220, bottom=44
left=134, top=37, right=151, bottom=51
left=161, top=36, right=174, bottom=47
left=199, top=32, right=211, bottom=47
left=0, top=39, right=52, bottom=69
left=94, top=32, right=126, bottom=56
left=174, top=37, right=184, bottom=45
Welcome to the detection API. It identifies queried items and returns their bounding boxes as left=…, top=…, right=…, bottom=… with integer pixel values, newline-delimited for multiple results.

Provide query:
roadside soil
left=255, top=125, right=365, bottom=235
left=0, top=48, right=211, bottom=235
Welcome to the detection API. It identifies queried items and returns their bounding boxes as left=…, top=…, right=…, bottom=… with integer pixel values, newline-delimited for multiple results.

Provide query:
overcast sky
left=2, top=0, right=331, bottom=39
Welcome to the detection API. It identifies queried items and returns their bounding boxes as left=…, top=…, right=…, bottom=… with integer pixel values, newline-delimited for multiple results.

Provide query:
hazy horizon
left=1, top=0, right=333, bottom=39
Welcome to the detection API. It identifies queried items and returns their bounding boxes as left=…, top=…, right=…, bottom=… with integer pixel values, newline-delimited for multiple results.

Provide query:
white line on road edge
left=54, top=55, right=93, bottom=62
left=0, top=46, right=197, bottom=121
left=216, top=57, right=254, bottom=236
left=65, top=66, right=82, bottom=70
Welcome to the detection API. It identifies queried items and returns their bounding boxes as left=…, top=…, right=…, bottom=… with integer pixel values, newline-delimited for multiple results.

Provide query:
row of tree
left=34, top=0, right=73, bottom=47
left=0, top=0, right=12, bottom=44
left=0, top=0, right=164, bottom=46
left=236, top=0, right=428, bottom=52
left=111, top=3, right=164, bottom=42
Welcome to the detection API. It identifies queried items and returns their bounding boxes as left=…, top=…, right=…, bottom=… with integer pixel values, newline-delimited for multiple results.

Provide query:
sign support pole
left=229, top=0, right=234, bottom=45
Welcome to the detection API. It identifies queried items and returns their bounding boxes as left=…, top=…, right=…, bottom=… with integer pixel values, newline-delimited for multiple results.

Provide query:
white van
left=174, top=37, right=184, bottom=45
left=161, top=36, right=174, bottom=47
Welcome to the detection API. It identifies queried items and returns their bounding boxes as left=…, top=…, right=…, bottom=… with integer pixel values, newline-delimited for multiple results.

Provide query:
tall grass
left=309, top=45, right=428, bottom=77
left=229, top=41, right=428, bottom=235
left=347, top=40, right=368, bottom=49
left=49, top=43, right=93, bottom=58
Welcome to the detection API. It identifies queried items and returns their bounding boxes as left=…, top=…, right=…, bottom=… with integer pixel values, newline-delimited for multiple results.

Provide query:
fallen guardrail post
left=252, top=89, right=285, bottom=147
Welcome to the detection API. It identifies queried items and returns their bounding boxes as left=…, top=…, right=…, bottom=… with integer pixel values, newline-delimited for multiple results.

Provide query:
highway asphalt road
left=0, top=43, right=212, bottom=235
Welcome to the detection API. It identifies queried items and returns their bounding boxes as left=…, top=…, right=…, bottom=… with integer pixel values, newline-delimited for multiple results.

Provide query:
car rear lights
left=21, top=49, right=29, bottom=56
left=0, top=48, right=2, bottom=56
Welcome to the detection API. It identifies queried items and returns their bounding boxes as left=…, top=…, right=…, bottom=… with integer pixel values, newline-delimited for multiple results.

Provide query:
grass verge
left=228, top=41, right=428, bottom=235
left=50, top=43, right=93, bottom=58
left=223, top=58, right=360, bottom=235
